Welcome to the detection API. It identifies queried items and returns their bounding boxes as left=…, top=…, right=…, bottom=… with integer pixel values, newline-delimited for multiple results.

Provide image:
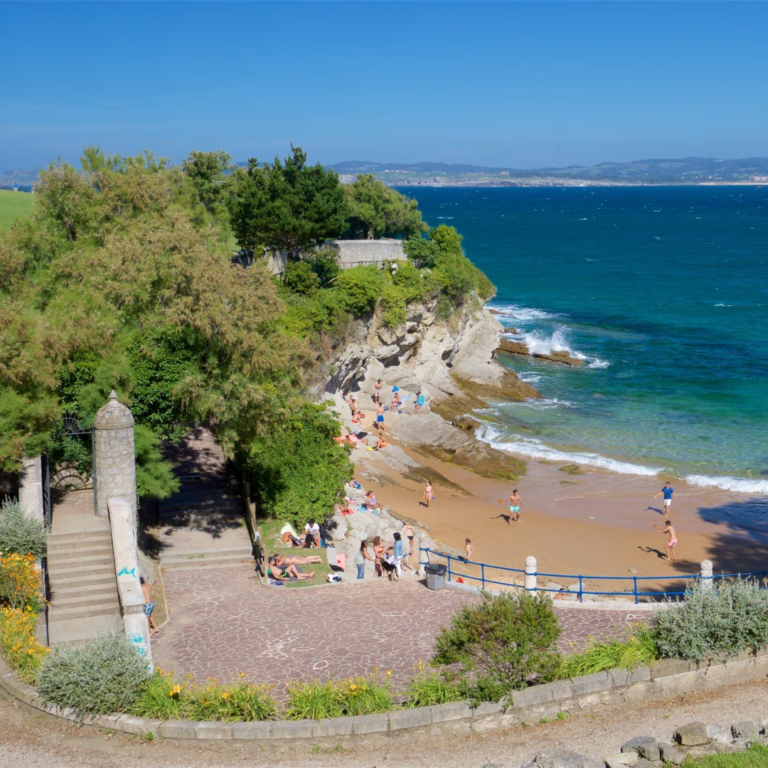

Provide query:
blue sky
left=2, top=2, right=767, bottom=171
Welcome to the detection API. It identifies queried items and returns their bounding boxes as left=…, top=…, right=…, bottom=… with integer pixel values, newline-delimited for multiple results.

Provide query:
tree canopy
left=227, top=146, right=348, bottom=253
left=344, top=174, right=427, bottom=240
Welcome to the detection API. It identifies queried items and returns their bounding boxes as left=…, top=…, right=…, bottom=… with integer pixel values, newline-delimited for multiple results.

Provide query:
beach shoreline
left=342, top=397, right=768, bottom=595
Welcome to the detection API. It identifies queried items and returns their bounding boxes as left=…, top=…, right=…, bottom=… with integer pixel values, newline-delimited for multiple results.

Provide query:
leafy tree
left=345, top=174, right=427, bottom=240
left=432, top=591, right=561, bottom=702
left=227, top=146, right=348, bottom=253
left=403, top=236, right=439, bottom=269
left=283, top=260, right=320, bottom=297
left=240, top=402, right=353, bottom=529
left=335, top=265, right=385, bottom=316
left=181, top=150, right=233, bottom=212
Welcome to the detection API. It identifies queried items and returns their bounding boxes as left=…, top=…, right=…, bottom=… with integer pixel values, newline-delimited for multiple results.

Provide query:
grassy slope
left=0, top=190, right=34, bottom=232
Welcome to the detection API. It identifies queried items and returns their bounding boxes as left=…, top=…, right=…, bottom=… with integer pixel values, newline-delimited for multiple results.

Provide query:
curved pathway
left=152, top=566, right=644, bottom=696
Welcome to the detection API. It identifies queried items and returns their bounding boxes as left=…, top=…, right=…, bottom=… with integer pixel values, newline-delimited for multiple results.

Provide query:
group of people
left=355, top=525, right=417, bottom=581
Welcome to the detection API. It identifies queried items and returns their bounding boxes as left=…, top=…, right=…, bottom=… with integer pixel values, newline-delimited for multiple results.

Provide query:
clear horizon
left=2, top=2, right=767, bottom=171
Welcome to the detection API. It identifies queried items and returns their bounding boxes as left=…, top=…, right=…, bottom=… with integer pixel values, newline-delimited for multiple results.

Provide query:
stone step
left=47, top=535, right=112, bottom=553
left=158, top=509, right=244, bottom=524
left=48, top=614, right=122, bottom=646
left=51, top=582, right=118, bottom=599
left=161, top=546, right=252, bottom=564
left=162, top=552, right=254, bottom=570
left=50, top=591, right=120, bottom=610
left=160, top=497, right=241, bottom=512
left=49, top=572, right=118, bottom=590
left=48, top=529, right=111, bottom=545
left=48, top=603, right=121, bottom=621
left=49, top=562, right=115, bottom=579
left=48, top=552, right=115, bottom=568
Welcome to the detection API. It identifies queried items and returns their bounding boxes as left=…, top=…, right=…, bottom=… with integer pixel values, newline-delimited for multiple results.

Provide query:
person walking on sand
left=374, top=379, right=382, bottom=404
left=508, top=489, right=522, bottom=523
left=423, top=481, right=434, bottom=509
left=655, top=482, right=675, bottom=517
left=403, top=524, right=415, bottom=555
left=654, top=520, right=678, bottom=562
left=376, top=403, right=385, bottom=432
left=464, top=539, right=473, bottom=562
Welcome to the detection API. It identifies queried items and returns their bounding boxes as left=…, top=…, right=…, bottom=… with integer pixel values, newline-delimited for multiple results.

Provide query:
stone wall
left=265, top=238, right=405, bottom=276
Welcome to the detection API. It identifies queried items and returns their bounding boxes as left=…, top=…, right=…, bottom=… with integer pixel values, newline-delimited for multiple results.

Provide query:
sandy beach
left=340, top=399, right=768, bottom=599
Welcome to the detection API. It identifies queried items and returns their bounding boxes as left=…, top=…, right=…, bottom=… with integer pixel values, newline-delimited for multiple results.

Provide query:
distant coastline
left=383, top=179, right=767, bottom=189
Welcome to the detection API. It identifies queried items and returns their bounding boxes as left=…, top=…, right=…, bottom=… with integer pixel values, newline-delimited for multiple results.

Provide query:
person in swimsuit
left=463, top=539, right=473, bottom=562
left=268, top=556, right=316, bottom=581
left=140, top=577, right=157, bottom=636
left=374, top=379, right=382, bottom=404
left=424, top=482, right=434, bottom=509
left=403, top=524, right=415, bottom=555
left=508, top=489, right=522, bottom=523
left=272, top=553, right=322, bottom=567
left=413, top=390, right=425, bottom=414
left=372, top=535, right=385, bottom=578
left=376, top=403, right=385, bottom=432
left=655, top=483, right=676, bottom=518
left=654, top=520, right=678, bottom=562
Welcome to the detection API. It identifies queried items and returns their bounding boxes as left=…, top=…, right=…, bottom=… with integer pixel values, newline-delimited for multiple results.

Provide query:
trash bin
left=425, top=563, right=447, bottom=591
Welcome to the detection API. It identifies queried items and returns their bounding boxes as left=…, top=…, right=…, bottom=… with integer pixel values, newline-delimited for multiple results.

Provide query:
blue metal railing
left=419, top=548, right=768, bottom=604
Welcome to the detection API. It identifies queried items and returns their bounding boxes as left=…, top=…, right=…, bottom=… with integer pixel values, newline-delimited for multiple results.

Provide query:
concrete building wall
left=265, top=239, right=406, bottom=276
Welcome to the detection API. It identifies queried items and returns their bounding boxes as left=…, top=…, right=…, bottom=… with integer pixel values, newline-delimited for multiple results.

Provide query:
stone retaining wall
left=2, top=649, right=767, bottom=742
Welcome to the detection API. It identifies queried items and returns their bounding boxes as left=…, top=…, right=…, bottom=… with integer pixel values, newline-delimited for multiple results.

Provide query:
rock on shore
left=497, top=337, right=585, bottom=366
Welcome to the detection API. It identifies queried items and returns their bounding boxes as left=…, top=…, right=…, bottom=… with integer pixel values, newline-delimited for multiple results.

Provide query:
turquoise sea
left=403, top=186, right=768, bottom=495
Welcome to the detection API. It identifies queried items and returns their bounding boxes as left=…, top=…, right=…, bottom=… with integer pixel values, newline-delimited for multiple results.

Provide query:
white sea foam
left=714, top=303, right=736, bottom=308
left=488, top=303, right=556, bottom=322
left=588, top=358, right=610, bottom=369
left=478, top=426, right=662, bottom=476
left=517, top=371, right=542, bottom=384
left=516, top=327, right=610, bottom=369
left=685, top=474, right=768, bottom=495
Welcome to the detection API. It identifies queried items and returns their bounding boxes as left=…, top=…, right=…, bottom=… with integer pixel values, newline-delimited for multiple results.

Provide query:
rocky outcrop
left=497, top=337, right=584, bottom=367
left=327, top=300, right=540, bottom=404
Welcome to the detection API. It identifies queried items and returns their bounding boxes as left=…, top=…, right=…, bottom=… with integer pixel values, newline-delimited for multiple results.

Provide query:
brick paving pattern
left=152, top=566, right=645, bottom=698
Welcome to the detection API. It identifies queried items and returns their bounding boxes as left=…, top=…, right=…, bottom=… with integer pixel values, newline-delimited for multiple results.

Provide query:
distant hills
left=331, top=157, right=768, bottom=185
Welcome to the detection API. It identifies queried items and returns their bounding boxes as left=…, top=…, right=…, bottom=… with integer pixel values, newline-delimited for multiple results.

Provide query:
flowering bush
left=0, top=497, right=47, bottom=560
left=0, top=606, right=49, bottom=683
left=0, top=552, right=43, bottom=612
left=131, top=669, right=277, bottom=722
left=284, top=670, right=394, bottom=721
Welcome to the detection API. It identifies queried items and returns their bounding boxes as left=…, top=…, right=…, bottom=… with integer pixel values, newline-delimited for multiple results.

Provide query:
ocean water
left=402, top=186, right=768, bottom=495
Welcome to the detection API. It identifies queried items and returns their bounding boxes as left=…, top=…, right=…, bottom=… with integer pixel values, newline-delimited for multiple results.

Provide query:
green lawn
left=0, top=189, right=34, bottom=231
left=682, top=745, right=768, bottom=767
left=259, top=518, right=333, bottom=588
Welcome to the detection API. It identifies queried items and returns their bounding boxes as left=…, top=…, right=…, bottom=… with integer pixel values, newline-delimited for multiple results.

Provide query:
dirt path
left=3, top=679, right=768, bottom=768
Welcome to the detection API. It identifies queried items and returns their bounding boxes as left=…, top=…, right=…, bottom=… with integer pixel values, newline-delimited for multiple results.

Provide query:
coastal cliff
left=326, top=299, right=539, bottom=481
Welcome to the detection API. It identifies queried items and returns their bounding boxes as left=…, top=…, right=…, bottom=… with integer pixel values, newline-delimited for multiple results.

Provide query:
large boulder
left=534, top=749, right=603, bottom=768
left=621, top=737, right=660, bottom=761
left=732, top=722, right=760, bottom=742
left=674, top=722, right=709, bottom=746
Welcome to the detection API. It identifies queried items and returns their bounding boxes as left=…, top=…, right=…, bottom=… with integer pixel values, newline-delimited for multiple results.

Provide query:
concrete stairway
left=46, top=519, right=121, bottom=645
left=158, top=474, right=242, bottom=525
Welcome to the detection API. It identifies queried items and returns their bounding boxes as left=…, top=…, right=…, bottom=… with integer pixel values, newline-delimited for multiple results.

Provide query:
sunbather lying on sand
left=268, top=557, right=316, bottom=581
left=272, top=553, right=322, bottom=567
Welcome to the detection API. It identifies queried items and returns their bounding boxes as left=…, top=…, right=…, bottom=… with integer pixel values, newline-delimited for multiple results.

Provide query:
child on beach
left=508, top=489, right=522, bottom=523
left=413, top=390, right=425, bottom=414
left=464, top=539, right=473, bottom=561
left=655, top=483, right=675, bottom=517
left=423, top=482, right=434, bottom=509
left=654, top=520, right=678, bottom=562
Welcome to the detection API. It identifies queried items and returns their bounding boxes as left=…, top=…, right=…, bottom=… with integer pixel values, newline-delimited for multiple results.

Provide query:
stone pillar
left=700, top=559, right=714, bottom=591
left=525, top=556, right=537, bottom=592
left=94, top=391, right=137, bottom=525
left=18, top=456, right=45, bottom=523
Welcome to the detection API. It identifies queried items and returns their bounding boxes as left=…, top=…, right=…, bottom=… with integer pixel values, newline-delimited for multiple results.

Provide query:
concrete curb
left=2, top=648, right=768, bottom=742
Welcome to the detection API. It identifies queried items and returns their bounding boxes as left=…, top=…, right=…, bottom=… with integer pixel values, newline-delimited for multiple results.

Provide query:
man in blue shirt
left=655, top=483, right=675, bottom=518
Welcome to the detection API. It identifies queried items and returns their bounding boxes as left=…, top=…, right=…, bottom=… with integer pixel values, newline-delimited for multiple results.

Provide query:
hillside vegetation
left=0, top=146, right=493, bottom=526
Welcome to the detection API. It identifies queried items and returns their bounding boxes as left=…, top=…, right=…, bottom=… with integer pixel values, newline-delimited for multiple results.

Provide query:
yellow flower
left=221, top=692, right=230, bottom=700
left=386, top=670, right=392, bottom=676
left=238, top=672, right=246, bottom=678
left=169, top=685, right=182, bottom=698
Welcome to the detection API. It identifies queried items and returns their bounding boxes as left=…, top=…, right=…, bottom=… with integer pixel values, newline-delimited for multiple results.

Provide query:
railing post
left=700, top=559, right=714, bottom=591
left=447, top=555, right=452, bottom=582
left=525, top=556, right=537, bottom=592
left=578, top=574, right=583, bottom=603
left=481, top=563, right=485, bottom=590
left=633, top=576, right=639, bottom=605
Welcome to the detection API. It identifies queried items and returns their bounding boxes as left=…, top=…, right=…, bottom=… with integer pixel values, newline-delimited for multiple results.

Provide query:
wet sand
left=343, top=402, right=768, bottom=596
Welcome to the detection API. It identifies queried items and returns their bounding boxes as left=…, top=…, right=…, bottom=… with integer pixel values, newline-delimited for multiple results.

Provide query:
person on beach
left=364, top=490, right=381, bottom=511
left=392, top=531, right=404, bottom=579
left=272, top=553, right=323, bottom=567
left=374, top=435, right=388, bottom=450
left=655, top=483, right=675, bottom=517
left=372, top=536, right=385, bottom=578
left=413, top=390, right=425, bottom=414
left=374, top=379, right=382, bottom=404
left=304, top=519, right=321, bottom=547
left=268, top=557, right=316, bottom=582
left=464, top=539, right=473, bottom=562
left=140, top=578, right=157, bottom=636
left=403, top=524, right=415, bottom=555
left=654, top=520, right=678, bottom=562
left=355, top=540, right=374, bottom=579
left=349, top=393, right=357, bottom=414
left=508, top=489, right=522, bottom=523
left=424, top=481, right=434, bottom=509
left=376, top=403, right=385, bottom=432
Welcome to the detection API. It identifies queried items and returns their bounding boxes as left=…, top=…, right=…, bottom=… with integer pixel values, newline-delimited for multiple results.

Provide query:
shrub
left=556, top=625, right=659, bottom=679
left=0, top=497, right=47, bottom=560
left=0, top=552, right=43, bottom=612
left=0, top=606, right=49, bottom=683
left=649, top=579, right=768, bottom=663
left=380, top=283, right=407, bottom=329
left=403, top=663, right=465, bottom=708
left=241, top=402, right=353, bottom=529
left=403, top=236, right=439, bottom=269
left=36, top=631, right=150, bottom=719
left=432, top=591, right=561, bottom=702
left=283, top=260, right=320, bottom=296
left=336, top=265, right=384, bottom=316
left=132, top=670, right=277, bottom=722
left=285, top=672, right=394, bottom=721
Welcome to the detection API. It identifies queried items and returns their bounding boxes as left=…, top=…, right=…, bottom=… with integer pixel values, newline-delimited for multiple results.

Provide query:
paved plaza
left=151, top=566, right=646, bottom=697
